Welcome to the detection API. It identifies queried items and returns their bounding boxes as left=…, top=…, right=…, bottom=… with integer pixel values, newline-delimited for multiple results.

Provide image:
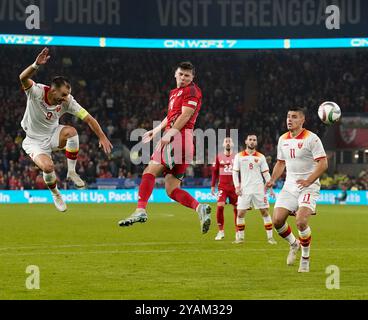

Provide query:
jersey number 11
left=290, top=148, right=296, bottom=158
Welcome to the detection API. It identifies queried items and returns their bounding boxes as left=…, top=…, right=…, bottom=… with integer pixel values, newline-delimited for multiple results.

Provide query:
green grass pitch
left=0, top=203, right=367, bottom=299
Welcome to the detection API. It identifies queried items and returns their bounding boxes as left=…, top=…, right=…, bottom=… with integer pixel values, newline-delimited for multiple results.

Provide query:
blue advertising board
left=0, top=189, right=367, bottom=205
left=1, top=34, right=368, bottom=49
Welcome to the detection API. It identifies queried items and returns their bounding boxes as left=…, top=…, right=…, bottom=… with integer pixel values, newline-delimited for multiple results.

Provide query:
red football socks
left=137, top=173, right=156, bottom=209
left=216, top=206, right=224, bottom=230
left=169, top=188, right=199, bottom=210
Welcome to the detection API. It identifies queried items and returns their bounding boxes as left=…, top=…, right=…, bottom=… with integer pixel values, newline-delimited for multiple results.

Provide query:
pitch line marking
left=0, top=241, right=268, bottom=251
left=0, top=247, right=366, bottom=257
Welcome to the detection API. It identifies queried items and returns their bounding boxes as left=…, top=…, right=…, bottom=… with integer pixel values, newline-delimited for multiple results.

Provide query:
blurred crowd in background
left=0, top=47, right=367, bottom=190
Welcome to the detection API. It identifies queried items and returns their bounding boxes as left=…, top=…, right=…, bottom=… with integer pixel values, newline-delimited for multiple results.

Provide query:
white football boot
left=232, top=231, right=244, bottom=244
left=287, top=239, right=300, bottom=265
left=67, top=171, right=86, bottom=189
left=298, top=257, right=310, bottom=273
left=267, top=237, right=278, bottom=245
left=215, top=230, right=225, bottom=241
left=118, top=209, right=148, bottom=227
left=52, top=192, right=67, bottom=212
left=196, top=204, right=211, bottom=234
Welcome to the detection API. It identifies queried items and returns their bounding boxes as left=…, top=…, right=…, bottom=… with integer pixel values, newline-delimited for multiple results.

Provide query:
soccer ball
left=318, top=101, right=341, bottom=125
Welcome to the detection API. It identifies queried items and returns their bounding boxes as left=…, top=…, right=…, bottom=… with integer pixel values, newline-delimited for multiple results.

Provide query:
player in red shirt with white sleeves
left=118, top=62, right=211, bottom=234
left=211, top=137, right=238, bottom=241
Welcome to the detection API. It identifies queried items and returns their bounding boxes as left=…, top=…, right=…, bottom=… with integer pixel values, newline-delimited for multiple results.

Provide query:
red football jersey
left=166, top=82, right=202, bottom=132
left=211, top=152, right=235, bottom=190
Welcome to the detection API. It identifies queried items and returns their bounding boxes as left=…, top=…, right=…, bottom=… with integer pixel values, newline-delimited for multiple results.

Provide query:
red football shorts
left=151, top=129, right=194, bottom=180
left=217, top=187, right=238, bottom=206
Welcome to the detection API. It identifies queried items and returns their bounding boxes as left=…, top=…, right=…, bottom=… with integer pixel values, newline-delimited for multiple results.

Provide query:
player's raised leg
left=165, top=174, right=211, bottom=234
left=273, top=207, right=300, bottom=265
left=215, top=202, right=225, bottom=240
left=118, top=163, right=163, bottom=227
left=58, top=126, right=85, bottom=189
left=34, top=154, right=66, bottom=212
left=259, top=208, right=277, bottom=244
left=296, top=207, right=313, bottom=272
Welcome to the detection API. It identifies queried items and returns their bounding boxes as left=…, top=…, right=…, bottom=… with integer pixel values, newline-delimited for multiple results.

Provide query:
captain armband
left=76, top=108, right=89, bottom=120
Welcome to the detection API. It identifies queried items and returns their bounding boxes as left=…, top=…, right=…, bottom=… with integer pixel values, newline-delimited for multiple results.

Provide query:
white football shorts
left=237, top=192, right=269, bottom=210
left=274, top=186, right=320, bottom=213
left=22, top=125, right=66, bottom=161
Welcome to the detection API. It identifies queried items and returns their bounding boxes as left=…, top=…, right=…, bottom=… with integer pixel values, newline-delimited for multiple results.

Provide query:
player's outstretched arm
left=170, top=107, right=193, bottom=131
left=142, top=117, right=167, bottom=143
left=163, top=107, right=193, bottom=138
left=156, top=107, right=194, bottom=150
left=19, top=47, right=50, bottom=89
left=83, top=114, right=113, bottom=154
left=265, top=160, right=286, bottom=189
left=296, top=157, right=328, bottom=188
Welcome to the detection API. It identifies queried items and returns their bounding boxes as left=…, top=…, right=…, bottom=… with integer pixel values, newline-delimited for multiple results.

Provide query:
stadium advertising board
left=336, top=126, right=368, bottom=149
left=0, top=0, right=366, bottom=38
left=0, top=189, right=367, bottom=205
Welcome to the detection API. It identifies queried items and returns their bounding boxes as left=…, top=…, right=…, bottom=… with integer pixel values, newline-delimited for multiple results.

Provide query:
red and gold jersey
left=166, top=82, right=202, bottom=132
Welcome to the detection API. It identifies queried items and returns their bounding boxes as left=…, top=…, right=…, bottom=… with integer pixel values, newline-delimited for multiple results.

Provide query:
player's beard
left=247, top=145, right=255, bottom=150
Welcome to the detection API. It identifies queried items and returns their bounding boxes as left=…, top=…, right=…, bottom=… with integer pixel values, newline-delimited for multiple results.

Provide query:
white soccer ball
left=318, top=101, right=341, bottom=125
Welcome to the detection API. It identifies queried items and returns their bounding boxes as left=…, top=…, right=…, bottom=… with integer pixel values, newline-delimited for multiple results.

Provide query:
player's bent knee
left=237, top=210, right=246, bottom=217
left=296, top=220, right=308, bottom=231
left=63, top=126, right=78, bottom=138
left=68, top=127, right=78, bottom=138
left=166, top=186, right=175, bottom=197
left=143, top=165, right=159, bottom=177
left=217, top=202, right=225, bottom=207
left=43, top=162, right=54, bottom=173
left=272, top=216, right=284, bottom=229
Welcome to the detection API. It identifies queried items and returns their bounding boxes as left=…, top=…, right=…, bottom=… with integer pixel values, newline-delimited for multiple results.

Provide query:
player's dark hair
left=51, top=76, right=71, bottom=89
left=246, top=133, right=257, bottom=138
left=176, top=61, right=195, bottom=75
left=288, top=107, right=306, bottom=115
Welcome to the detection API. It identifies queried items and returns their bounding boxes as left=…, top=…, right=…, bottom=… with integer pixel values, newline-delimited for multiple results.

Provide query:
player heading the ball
left=118, top=61, right=211, bottom=234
